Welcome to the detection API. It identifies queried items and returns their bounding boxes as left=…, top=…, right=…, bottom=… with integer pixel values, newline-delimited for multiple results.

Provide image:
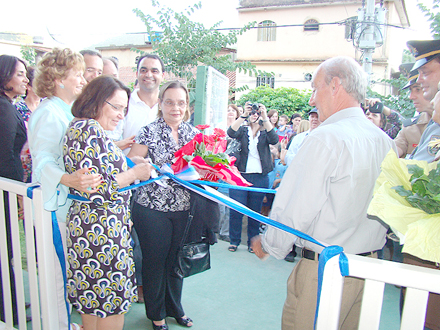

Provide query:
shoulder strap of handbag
left=178, top=197, right=197, bottom=249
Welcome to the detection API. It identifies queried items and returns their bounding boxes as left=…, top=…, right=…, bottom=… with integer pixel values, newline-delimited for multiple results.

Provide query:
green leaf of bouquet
left=203, top=154, right=230, bottom=167
left=407, top=164, right=425, bottom=179
left=411, top=179, right=427, bottom=195
left=392, top=185, right=412, bottom=197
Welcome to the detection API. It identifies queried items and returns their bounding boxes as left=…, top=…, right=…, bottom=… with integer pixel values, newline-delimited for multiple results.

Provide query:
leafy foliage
left=417, top=0, right=440, bottom=39
left=20, top=46, right=36, bottom=66
left=236, top=85, right=313, bottom=118
left=393, top=162, right=440, bottom=214
left=367, top=74, right=416, bottom=118
left=133, top=1, right=265, bottom=90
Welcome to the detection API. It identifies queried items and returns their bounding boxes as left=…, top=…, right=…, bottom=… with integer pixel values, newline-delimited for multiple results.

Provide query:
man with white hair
left=253, top=56, right=396, bottom=330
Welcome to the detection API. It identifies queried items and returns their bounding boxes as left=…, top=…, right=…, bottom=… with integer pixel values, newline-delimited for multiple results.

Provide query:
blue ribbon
left=56, top=159, right=348, bottom=328
left=314, top=246, right=349, bottom=329
left=145, top=163, right=349, bottom=329
left=27, top=186, right=71, bottom=327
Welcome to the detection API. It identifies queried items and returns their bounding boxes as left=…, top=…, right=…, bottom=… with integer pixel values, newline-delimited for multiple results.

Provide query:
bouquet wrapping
left=368, top=150, right=440, bottom=263
left=171, top=125, right=251, bottom=186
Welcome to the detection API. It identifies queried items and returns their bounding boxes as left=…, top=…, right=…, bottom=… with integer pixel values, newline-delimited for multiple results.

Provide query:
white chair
left=316, top=253, right=440, bottom=330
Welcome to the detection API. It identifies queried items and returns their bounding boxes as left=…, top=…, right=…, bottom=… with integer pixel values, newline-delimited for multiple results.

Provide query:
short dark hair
left=72, top=75, right=130, bottom=119
left=290, top=113, right=302, bottom=121
left=80, top=50, right=102, bottom=59
left=25, top=66, right=36, bottom=97
left=0, top=55, right=27, bottom=100
left=136, top=54, right=165, bottom=73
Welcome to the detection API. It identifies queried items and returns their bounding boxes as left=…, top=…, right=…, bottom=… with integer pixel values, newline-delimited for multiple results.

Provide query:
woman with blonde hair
left=296, top=120, right=310, bottom=134
left=128, top=81, right=198, bottom=330
left=29, top=48, right=101, bottom=330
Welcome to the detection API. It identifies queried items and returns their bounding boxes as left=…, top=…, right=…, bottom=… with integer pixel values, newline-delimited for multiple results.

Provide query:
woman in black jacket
left=0, top=55, right=28, bottom=325
left=227, top=102, right=278, bottom=252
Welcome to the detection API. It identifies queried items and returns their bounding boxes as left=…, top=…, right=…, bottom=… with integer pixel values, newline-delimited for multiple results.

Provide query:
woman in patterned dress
left=128, top=81, right=198, bottom=330
left=63, top=75, right=152, bottom=330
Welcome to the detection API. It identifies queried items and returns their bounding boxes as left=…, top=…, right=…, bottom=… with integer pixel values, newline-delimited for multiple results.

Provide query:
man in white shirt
left=252, top=56, right=396, bottom=330
left=113, top=54, right=165, bottom=154
left=281, top=108, right=321, bottom=166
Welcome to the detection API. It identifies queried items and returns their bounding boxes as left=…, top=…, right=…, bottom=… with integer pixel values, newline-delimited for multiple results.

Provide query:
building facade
left=235, top=0, right=410, bottom=96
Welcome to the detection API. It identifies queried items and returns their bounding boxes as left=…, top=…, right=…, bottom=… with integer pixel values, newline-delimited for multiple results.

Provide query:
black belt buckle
left=301, top=248, right=317, bottom=260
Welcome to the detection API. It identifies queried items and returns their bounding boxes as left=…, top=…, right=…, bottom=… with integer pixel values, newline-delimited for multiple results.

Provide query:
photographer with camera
left=363, top=98, right=403, bottom=139
left=227, top=102, right=279, bottom=253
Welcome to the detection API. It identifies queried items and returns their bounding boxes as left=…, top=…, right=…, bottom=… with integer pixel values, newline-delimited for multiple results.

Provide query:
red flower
left=213, top=128, right=226, bottom=139
left=196, top=124, right=210, bottom=131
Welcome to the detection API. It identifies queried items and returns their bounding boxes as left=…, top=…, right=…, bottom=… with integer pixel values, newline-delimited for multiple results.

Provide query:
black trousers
left=132, top=202, right=188, bottom=321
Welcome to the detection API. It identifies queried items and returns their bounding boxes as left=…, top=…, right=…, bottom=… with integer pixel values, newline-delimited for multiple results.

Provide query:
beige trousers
left=282, top=257, right=365, bottom=330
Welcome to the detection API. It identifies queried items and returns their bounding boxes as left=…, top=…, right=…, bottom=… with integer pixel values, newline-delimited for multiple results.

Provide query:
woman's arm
left=115, top=162, right=152, bottom=188
left=229, top=103, right=252, bottom=133
left=258, top=105, right=274, bottom=133
left=127, top=143, right=149, bottom=158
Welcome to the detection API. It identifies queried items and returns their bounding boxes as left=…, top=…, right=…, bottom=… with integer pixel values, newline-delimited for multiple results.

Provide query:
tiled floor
left=70, top=240, right=402, bottom=330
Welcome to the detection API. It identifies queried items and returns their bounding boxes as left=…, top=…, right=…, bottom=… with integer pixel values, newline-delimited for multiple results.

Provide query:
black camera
left=361, top=101, right=383, bottom=114
left=249, top=103, right=260, bottom=115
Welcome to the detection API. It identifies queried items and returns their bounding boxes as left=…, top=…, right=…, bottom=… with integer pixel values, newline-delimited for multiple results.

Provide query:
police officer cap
left=407, top=40, right=440, bottom=71
left=399, top=62, right=419, bottom=90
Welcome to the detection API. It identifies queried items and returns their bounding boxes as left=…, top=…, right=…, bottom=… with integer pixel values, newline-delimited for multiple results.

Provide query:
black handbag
left=173, top=198, right=211, bottom=279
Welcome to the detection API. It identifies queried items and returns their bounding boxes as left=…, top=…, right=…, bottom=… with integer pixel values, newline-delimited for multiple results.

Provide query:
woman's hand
left=243, top=102, right=253, bottom=117
left=259, top=104, right=268, bottom=120
left=115, top=162, right=153, bottom=188
left=130, top=156, right=149, bottom=165
left=115, top=135, right=135, bottom=150
left=132, top=163, right=153, bottom=182
left=61, top=168, right=102, bottom=193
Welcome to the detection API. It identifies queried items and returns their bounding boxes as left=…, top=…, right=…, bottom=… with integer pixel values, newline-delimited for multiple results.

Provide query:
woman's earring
left=59, top=83, right=65, bottom=89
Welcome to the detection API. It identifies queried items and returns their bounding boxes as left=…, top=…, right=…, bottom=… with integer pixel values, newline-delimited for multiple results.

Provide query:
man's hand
left=251, top=235, right=269, bottom=260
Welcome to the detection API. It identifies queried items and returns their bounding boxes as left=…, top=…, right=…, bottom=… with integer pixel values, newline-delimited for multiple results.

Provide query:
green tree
left=418, top=0, right=440, bottom=38
left=133, top=1, right=266, bottom=90
left=20, top=46, right=36, bottom=66
left=236, top=85, right=313, bottom=118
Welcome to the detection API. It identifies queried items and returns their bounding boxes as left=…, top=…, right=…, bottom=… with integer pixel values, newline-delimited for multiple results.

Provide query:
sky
left=1, top=0, right=435, bottom=50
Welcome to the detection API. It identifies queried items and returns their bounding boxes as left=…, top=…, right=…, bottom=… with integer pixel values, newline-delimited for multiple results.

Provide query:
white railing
left=0, top=177, right=60, bottom=330
left=316, top=253, right=440, bottom=330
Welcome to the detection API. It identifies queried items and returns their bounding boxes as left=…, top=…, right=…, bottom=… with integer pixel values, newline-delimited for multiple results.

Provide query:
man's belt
left=301, top=248, right=377, bottom=261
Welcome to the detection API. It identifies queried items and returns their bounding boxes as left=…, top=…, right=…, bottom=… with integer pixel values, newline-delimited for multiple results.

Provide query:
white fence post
left=0, top=178, right=60, bottom=330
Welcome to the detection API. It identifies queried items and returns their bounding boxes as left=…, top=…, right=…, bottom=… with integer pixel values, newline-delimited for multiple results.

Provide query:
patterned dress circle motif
left=63, top=119, right=136, bottom=317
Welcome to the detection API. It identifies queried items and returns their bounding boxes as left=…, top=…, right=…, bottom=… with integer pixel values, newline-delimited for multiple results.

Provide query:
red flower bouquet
left=172, top=125, right=251, bottom=186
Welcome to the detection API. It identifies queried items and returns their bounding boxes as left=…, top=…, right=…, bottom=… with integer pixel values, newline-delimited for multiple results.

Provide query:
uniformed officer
left=403, top=39, right=440, bottom=330
left=393, top=63, right=433, bottom=157
left=407, top=39, right=440, bottom=162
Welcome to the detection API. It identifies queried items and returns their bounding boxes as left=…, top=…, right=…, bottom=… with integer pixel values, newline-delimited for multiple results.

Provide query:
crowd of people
left=0, top=37, right=439, bottom=330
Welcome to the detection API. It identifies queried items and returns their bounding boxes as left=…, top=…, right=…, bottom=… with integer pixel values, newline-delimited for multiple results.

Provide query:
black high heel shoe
left=151, top=320, right=168, bottom=330
left=175, top=316, right=193, bottom=327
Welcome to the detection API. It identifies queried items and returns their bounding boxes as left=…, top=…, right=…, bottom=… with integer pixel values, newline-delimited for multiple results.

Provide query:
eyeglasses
left=163, top=100, right=187, bottom=108
left=105, top=100, right=127, bottom=115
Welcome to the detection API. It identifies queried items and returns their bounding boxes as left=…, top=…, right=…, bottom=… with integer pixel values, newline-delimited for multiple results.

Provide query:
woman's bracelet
left=240, top=115, right=249, bottom=119
left=261, top=118, right=269, bottom=122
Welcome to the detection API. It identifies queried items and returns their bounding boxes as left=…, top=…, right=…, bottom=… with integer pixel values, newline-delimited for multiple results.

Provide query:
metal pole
left=360, top=0, right=376, bottom=85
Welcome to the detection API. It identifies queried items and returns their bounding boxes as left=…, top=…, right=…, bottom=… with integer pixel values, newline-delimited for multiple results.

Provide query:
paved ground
left=70, top=240, right=401, bottom=330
